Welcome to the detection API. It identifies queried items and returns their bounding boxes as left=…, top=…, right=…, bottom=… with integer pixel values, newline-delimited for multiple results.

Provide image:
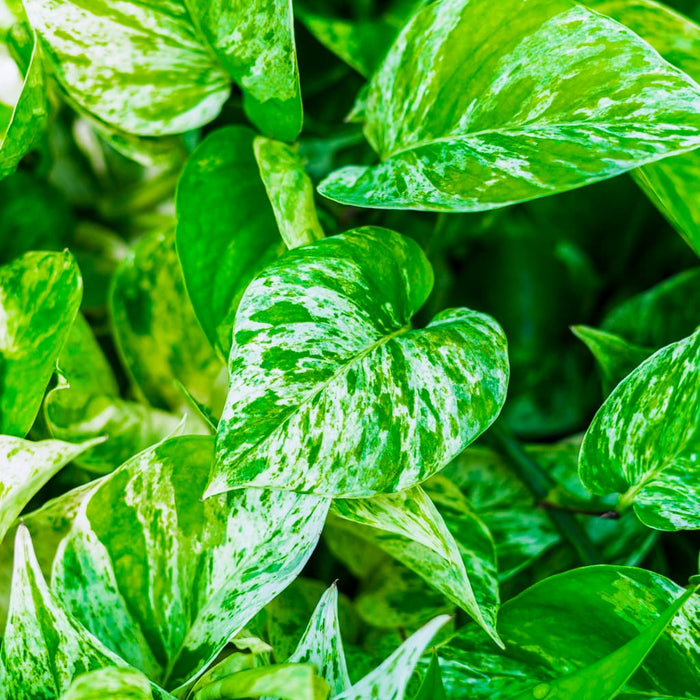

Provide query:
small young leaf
left=176, top=126, right=285, bottom=356
left=319, top=0, right=700, bottom=212
left=414, top=653, right=446, bottom=700
left=212, top=227, right=508, bottom=498
left=254, top=137, right=325, bottom=250
left=61, top=667, right=173, bottom=700
left=0, top=250, right=82, bottom=437
left=580, top=329, right=700, bottom=530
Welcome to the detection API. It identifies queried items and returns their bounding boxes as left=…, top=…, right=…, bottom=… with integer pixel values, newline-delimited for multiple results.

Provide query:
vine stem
left=488, top=423, right=604, bottom=566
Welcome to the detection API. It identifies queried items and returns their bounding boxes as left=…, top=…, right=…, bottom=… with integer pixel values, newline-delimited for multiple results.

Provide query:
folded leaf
left=0, top=250, right=82, bottom=436
left=319, top=0, right=700, bottom=211
left=51, top=436, right=329, bottom=691
left=212, top=227, right=508, bottom=497
left=415, top=653, right=446, bottom=700
left=22, top=0, right=301, bottom=138
left=580, top=329, right=700, bottom=530
left=176, top=126, right=286, bottom=356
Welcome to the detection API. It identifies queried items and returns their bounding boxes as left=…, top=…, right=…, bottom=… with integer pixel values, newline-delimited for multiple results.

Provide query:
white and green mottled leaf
left=1, top=525, right=125, bottom=700
left=62, top=667, right=173, bottom=700
left=0, top=28, right=46, bottom=179
left=22, top=0, right=301, bottom=139
left=580, top=329, right=700, bottom=530
left=51, top=435, right=329, bottom=691
left=571, top=325, right=652, bottom=395
left=0, top=436, right=101, bottom=544
left=587, top=0, right=700, bottom=256
left=254, top=137, right=325, bottom=250
left=111, top=229, right=226, bottom=415
left=176, top=126, right=285, bottom=357
left=334, top=615, right=450, bottom=700
left=332, top=484, right=500, bottom=643
left=212, top=227, right=508, bottom=498
left=319, top=0, right=700, bottom=212
left=0, top=250, right=82, bottom=437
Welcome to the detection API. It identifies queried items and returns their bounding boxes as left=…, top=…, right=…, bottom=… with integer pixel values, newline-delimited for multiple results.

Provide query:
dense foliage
left=0, top=0, right=699, bottom=697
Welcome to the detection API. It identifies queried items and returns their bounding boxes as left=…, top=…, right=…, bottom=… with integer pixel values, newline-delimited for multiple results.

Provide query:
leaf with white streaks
left=176, top=126, right=286, bottom=357
left=211, top=227, right=509, bottom=498
left=254, top=137, right=325, bottom=250
left=319, top=0, right=700, bottom=212
left=333, top=615, right=450, bottom=700
left=0, top=250, right=82, bottom=437
left=331, top=484, right=500, bottom=643
left=22, top=0, right=301, bottom=139
left=51, top=435, right=329, bottom=691
left=580, top=329, right=700, bottom=530
left=0, top=436, right=101, bottom=544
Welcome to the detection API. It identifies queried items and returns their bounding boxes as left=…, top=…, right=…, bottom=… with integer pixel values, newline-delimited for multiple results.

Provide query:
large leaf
left=22, top=0, right=301, bottom=139
left=588, top=0, right=700, bottom=256
left=111, top=229, right=226, bottom=414
left=0, top=436, right=100, bottom=544
left=51, top=435, right=329, bottom=691
left=580, top=329, right=700, bottom=530
left=211, top=227, right=508, bottom=498
left=332, top=483, right=500, bottom=643
left=318, top=0, right=700, bottom=212
left=0, top=250, right=82, bottom=437
left=254, top=137, right=325, bottom=250
left=0, top=29, right=46, bottom=179
left=176, top=126, right=285, bottom=357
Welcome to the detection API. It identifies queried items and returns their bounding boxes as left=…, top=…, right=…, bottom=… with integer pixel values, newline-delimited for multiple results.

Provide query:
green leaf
left=0, top=250, right=82, bottom=437
left=601, top=267, right=700, bottom=349
left=193, top=664, right=329, bottom=700
left=510, top=585, right=699, bottom=700
left=111, top=229, right=226, bottom=415
left=22, top=0, right=301, bottom=138
left=51, top=435, right=329, bottom=691
left=414, top=653, right=446, bottom=700
left=62, top=667, right=173, bottom=700
left=0, top=436, right=100, bottom=544
left=586, top=0, right=700, bottom=255
left=332, top=484, right=500, bottom=643
left=254, top=137, right=325, bottom=250
left=580, top=329, right=700, bottom=530
left=0, top=28, right=46, bottom=179
left=571, top=325, right=652, bottom=395
left=1, top=525, right=124, bottom=700
left=211, top=227, right=508, bottom=498
left=318, top=0, right=700, bottom=212
left=176, top=126, right=285, bottom=357
left=334, top=615, right=450, bottom=700
left=279, top=584, right=351, bottom=696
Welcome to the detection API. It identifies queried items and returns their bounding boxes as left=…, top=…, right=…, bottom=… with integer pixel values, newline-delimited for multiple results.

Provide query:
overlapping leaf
left=319, top=0, right=700, bottom=211
left=51, top=435, right=329, bottom=690
left=0, top=250, right=81, bottom=437
left=22, top=0, right=301, bottom=138
left=211, top=227, right=508, bottom=498
left=580, top=329, right=700, bottom=530
left=176, top=126, right=286, bottom=356
left=61, top=668, right=172, bottom=700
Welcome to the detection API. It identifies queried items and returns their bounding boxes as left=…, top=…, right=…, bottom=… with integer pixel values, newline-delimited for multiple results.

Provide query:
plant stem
left=488, top=423, right=603, bottom=566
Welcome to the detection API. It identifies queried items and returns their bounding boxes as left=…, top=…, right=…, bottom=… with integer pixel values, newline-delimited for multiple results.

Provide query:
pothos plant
left=0, top=0, right=699, bottom=697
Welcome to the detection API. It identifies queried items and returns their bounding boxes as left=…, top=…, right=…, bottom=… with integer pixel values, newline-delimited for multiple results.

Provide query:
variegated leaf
left=0, top=250, right=82, bottom=437
left=22, top=0, right=301, bottom=139
left=254, top=137, right=325, bottom=250
left=333, top=615, right=450, bottom=700
left=318, top=0, right=700, bottom=212
left=332, top=484, right=500, bottom=643
left=587, top=0, right=700, bottom=256
left=211, top=227, right=509, bottom=498
left=1, top=526, right=125, bottom=700
left=61, top=667, right=174, bottom=700
left=580, top=329, right=700, bottom=530
left=0, top=28, right=46, bottom=179
left=51, top=435, right=329, bottom=691
left=0, top=436, right=101, bottom=544
left=111, top=229, right=226, bottom=415
left=176, top=126, right=285, bottom=357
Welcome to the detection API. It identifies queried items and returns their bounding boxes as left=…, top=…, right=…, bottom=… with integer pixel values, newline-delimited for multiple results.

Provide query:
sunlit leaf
left=61, top=667, right=173, bottom=700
